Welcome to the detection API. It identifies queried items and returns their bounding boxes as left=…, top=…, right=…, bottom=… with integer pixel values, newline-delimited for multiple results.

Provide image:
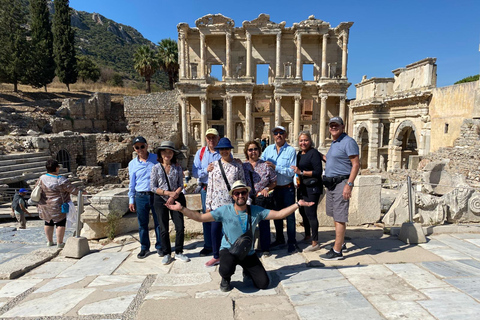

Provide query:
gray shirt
left=325, top=133, right=359, bottom=177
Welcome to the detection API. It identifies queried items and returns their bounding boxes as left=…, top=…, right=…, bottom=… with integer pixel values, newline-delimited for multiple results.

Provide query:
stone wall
left=95, top=134, right=133, bottom=175
left=48, top=132, right=98, bottom=172
left=124, top=91, right=182, bottom=150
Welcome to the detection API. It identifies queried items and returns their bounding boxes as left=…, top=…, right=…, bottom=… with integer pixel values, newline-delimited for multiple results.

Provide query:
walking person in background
left=128, top=136, right=162, bottom=259
left=151, top=141, right=190, bottom=264
left=243, top=140, right=277, bottom=256
left=261, top=126, right=299, bottom=253
left=11, top=188, right=31, bottom=229
left=320, top=117, right=359, bottom=260
left=192, top=128, right=221, bottom=257
left=205, top=137, right=245, bottom=267
left=36, top=159, right=83, bottom=248
left=291, top=131, right=324, bottom=252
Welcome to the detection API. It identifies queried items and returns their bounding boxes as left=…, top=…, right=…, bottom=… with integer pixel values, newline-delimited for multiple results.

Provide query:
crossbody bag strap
left=225, top=205, right=252, bottom=246
left=248, top=170, right=256, bottom=196
left=218, top=159, right=231, bottom=191
left=159, top=164, right=172, bottom=191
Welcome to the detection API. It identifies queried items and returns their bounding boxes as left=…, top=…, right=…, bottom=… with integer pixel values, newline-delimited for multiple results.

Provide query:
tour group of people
left=128, top=116, right=359, bottom=292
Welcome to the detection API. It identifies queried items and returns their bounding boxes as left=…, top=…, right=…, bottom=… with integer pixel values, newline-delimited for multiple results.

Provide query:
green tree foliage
left=77, top=55, right=100, bottom=82
left=53, top=0, right=77, bottom=91
left=157, top=38, right=179, bottom=90
left=0, top=0, right=30, bottom=92
left=110, top=73, right=124, bottom=87
left=27, top=0, right=55, bottom=91
left=455, top=74, right=480, bottom=84
left=133, top=45, right=159, bottom=93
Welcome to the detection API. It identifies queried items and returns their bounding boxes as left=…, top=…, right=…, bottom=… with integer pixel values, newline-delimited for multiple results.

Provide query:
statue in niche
left=191, top=64, right=198, bottom=79
left=194, top=125, right=200, bottom=141
left=284, top=62, right=292, bottom=78
left=329, top=62, right=337, bottom=78
left=236, top=123, right=243, bottom=140
left=235, top=63, right=242, bottom=78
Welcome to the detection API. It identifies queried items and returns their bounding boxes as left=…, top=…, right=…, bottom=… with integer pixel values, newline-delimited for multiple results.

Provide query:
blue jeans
left=272, top=185, right=296, bottom=246
left=200, top=187, right=212, bottom=250
left=135, top=193, right=161, bottom=251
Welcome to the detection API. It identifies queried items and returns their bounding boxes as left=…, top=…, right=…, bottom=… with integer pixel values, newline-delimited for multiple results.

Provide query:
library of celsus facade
left=176, top=14, right=353, bottom=152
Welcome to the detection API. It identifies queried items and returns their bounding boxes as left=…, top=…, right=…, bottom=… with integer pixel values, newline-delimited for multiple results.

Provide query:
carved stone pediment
left=195, top=14, right=234, bottom=28
left=297, top=15, right=330, bottom=28
left=242, top=13, right=286, bottom=29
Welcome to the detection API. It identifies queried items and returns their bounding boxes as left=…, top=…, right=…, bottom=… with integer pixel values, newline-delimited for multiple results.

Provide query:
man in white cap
left=192, top=128, right=221, bottom=256
left=166, top=180, right=313, bottom=292
left=261, top=125, right=298, bottom=253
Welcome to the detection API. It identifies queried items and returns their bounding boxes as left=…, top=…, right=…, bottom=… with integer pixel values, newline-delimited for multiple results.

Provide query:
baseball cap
left=132, top=136, right=147, bottom=145
left=205, top=128, right=219, bottom=137
left=272, top=126, right=286, bottom=133
left=329, top=117, right=344, bottom=125
left=19, top=188, right=28, bottom=193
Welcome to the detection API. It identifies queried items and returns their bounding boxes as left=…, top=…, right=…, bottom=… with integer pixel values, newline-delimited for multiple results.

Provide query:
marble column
left=179, top=33, right=185, bottom=79
left=276, top=32, right=282, bottom=78
left=321, top=34, right=328, bottom=78
left=181, top=97, right=188, bottom=147
left=200, top=32, right=205, bottom=79
left=341, top=33, right=348, bottom=79
left=246, top=32, right=252, bottom=78
left=368, top=120, right=380, bottom=169
left=387, top=118, right=395, bottom=171
left=295, top=33, right=302, bottom=79
left=319, top=95, right=328, bottom=147
left=339, top=96, right=346, bottom=123
left=200, top=96, right=207, bottom=147
left=226, top=96, right=233, bottom=139
left=274, top=96, right=282, bottom=127
left=293, top=96, right=301, bottom=147
left=226, top=32, right=231, bottom=78
left=245, top=96, right=252, bottom=141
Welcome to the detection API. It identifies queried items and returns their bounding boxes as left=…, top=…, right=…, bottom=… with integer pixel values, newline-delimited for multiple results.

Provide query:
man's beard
left=234, top=197, right=247, bottom=206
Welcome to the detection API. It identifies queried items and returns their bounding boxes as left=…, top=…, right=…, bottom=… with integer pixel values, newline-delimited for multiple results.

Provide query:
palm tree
left=133, top=45, right=159, bottom=93
left=157, top=38, right=179, bottom=90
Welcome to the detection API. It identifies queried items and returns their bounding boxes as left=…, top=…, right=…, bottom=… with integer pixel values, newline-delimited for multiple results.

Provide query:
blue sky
left=69, top=0, right=480, bottom=98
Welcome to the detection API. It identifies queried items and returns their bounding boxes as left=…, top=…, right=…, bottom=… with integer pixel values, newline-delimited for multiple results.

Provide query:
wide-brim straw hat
left=229, top=180, right=251, bottom=196
left=156, top=141, right=180, bottom=155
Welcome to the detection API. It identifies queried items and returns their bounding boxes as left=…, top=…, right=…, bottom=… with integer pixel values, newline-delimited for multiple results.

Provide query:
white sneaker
left=175, top=253, right=190, bottom=262
left=304, top=244, right=321, bottom=252
left=162, top=254, right=173, bottom=265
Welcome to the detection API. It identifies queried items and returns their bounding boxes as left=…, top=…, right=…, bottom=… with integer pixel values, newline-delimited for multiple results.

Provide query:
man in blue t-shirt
left=320, top=117, right=359, bottom=261
left=167, top=180, right=313, bottom=292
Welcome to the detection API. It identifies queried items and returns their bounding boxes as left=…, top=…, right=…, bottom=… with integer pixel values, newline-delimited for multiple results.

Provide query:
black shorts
left=45, top=218, right=66, bottom=227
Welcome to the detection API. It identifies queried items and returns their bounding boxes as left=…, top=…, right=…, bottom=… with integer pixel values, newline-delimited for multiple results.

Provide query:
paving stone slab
left=153, top=273, right=212, bottom=287
left=419, top=239, right=450, bottom=250
left=35, top=276, right=85, bottom=293
left=386, top=263, right=450, bottom=289
left=22, top=260, right=77, bottom=279
left=234, top=296, right=298, bottom=320
left=261, top=252, right=307, bottom=270
left=419, top=288, right=480, bottom=320
left=0, top=243, right=24, bottom=253
left=0, top=279, right=42, bottom=298
left=77, top=294, right=136, bottom=315
left=295, top=298, right=384, bottom=320
left=422, top=260, right=480, bottom=278
left=446, top=277, right=480, bottom=300
left=0, top=247, right=59, bottom=279
left=427, top=247, right=472, bottom=260
left=434, top=235, right=480, bottom=260
left=145, top=290, right=190, bottom=300
left=367, top=294, right=436, bottom=320
left=278, top=267, right=344, bottom=285
left=113, top=251, right=171, bottom=275
left=88, top=275, right=146, bottom=287
left=57, top=252, right=129, bottom=278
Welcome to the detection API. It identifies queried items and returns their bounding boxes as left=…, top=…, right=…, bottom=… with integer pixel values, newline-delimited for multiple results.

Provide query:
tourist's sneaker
left=175, top=253, right=190, bottom=262
left=303, top=244, right=321, bottom=252
left=137, top=250, right=149, bottom=259
left=324, top=242, right=348, bottom=252
left=157, top=249, right=165, bottom=257
left=199, top=248, right=212, bottom=256
left=320, top=248, right=344, bottom=260
left=57, top=242, right=65, bottom=249
left=205, top=257, right=220, bottom=267
left=270, top=239, right=286, bottom=248
left=287, top=244, right=300, bottom=254
left=162, top=254, right=173, bottom=265
left=220, top=277, right=232, bottom=292
left=46, top=241, right=55, bottom=247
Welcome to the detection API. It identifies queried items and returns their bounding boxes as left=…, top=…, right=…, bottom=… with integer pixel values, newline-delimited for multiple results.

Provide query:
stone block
left=93, top=120, right=108, bottom=131
left=82, top=188, right=129, bottom=224
left=63, top=237, right=90, bottom=258
left=398, top=222, right=427, bottom=244
left=73, top=119, right=94, bottom=130
left=185, top=194, right=202, bottom=211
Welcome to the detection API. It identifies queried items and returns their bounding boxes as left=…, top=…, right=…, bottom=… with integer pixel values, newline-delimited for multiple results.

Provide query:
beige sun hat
left=229, top=180, right=251, bottom=196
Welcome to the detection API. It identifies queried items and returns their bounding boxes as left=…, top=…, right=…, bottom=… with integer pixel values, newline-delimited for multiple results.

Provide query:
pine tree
left=53, top=0, right=77, bottom=91
left=27, top=0, right=55, bottom=91
left=0, top=0, right=30, bottom=92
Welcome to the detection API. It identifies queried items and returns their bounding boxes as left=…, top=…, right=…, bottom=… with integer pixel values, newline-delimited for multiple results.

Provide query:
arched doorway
left=354, top=123, right=369, bottom=170
left=393, top=120, right=418, bottom=169
left=56, top=149, right=71, bottom=172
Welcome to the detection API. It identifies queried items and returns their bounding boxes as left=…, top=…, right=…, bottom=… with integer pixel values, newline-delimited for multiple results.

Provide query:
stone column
left=226, top=32, right=231, bottom=78
left=246, top=32, right=252, bottom=78
left=319, top=95, right=328, bottom=147
left=181, top=97, right=188, bottom=147
left=200, top=32, right=206, bottom=79
left=341, top=33, right=348, bottom=78
left=295, top=33, right=302, bottom=79
left=368, top=120, right=380, bottom=170
left=245, top=96, right=252, bottom=141
left=339, top=96, right=346, bottom=123
left=293, top=96, right=301, bottom=147
left=226, top=96, right=233, bottom=139
left=179, top=33, right=185, bottom=79
left=274, top=96, right=282, bottom=127
left=321, top=34, right=328, bottom=78
left=200, top=96, right=207, bottom=147
left=387, top=118, right=395, bottom=171
left=276, top=32, right=282, bottom=78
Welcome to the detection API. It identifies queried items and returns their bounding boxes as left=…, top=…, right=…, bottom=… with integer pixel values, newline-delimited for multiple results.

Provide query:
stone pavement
left=0, top=220, right=479, bottom=319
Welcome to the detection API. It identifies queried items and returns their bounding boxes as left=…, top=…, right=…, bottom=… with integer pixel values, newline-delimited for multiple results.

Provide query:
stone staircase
left=0, top=151, right=52, bottom=185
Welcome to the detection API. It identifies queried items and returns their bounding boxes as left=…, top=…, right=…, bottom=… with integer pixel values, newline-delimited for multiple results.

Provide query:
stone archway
left=56, top=149, right=71, bottom=172
left=355, top=123, right=369, bottom=169
left=393, top=120, right=418, bottom=169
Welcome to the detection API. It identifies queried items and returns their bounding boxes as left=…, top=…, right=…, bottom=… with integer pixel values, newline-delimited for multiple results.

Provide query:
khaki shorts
left=325, top=180, right=349, bottom=223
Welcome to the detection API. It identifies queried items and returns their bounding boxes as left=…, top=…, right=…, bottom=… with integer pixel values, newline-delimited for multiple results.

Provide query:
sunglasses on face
left=248, top=148, right=259, bottom=152
left=273, top=131, right=285, bottom=136
left=134, top=145, right=146, bottom=150
left=232, top=190, right=248, bottom=197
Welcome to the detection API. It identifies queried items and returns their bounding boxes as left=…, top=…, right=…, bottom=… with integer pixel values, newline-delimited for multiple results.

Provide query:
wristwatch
left=347, top=182, right=354, bottom=187
left=300, top=171, right=304, bottom=176
left=264, top=187, right=269, bottom=191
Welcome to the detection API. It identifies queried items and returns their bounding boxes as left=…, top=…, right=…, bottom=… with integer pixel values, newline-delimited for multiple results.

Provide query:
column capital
left=294, top=96, right=301, bottom=102
left=225, top=95, right=232, bottom=103
left=245, top=95, right=252, bottom=102
left=323, top=33, right=329, bottom=40
left=340, top=96, right=346, bottom=102
left=295, top=32, right=302, bottom=42
left=181, top=96, right=188, bottom=103
left=277, top=32, right=282, bottom=40
left=274, top=96, right=282, bottom=102
left=320, top=94, right=328, bottom=101
left=199, top=96, right=207, bottom=103
left=179, top=33, right=185, bottom=40
left=246, top=31, right=251, bottom=41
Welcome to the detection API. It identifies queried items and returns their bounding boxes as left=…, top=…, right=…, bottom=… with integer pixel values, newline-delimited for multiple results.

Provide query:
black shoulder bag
left=249, top=170, right=274, bottom=209
left=225, top=205, right=253, bottom=260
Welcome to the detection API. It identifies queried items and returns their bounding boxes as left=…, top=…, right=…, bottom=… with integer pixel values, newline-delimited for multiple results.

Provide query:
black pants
left=297, top=187, right=321, bottom=242
left=153, top=194, right=186, bottom=255
left=219, top=249, right=269, bottom=289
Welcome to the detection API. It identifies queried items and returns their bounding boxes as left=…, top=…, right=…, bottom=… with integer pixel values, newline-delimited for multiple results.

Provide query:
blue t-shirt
left=325, top=133, right=359, bottom=177
left=210, top=204, right=270, bottom=255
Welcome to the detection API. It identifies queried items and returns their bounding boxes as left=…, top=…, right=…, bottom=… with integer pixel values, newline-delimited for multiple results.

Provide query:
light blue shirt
left=325, top=133, right=359, bottom=177
left=261, top=142, right=296, bottom=186
left=128, top=152, right=158, bottom=204
left=192, top=147, right=221, bottom=184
